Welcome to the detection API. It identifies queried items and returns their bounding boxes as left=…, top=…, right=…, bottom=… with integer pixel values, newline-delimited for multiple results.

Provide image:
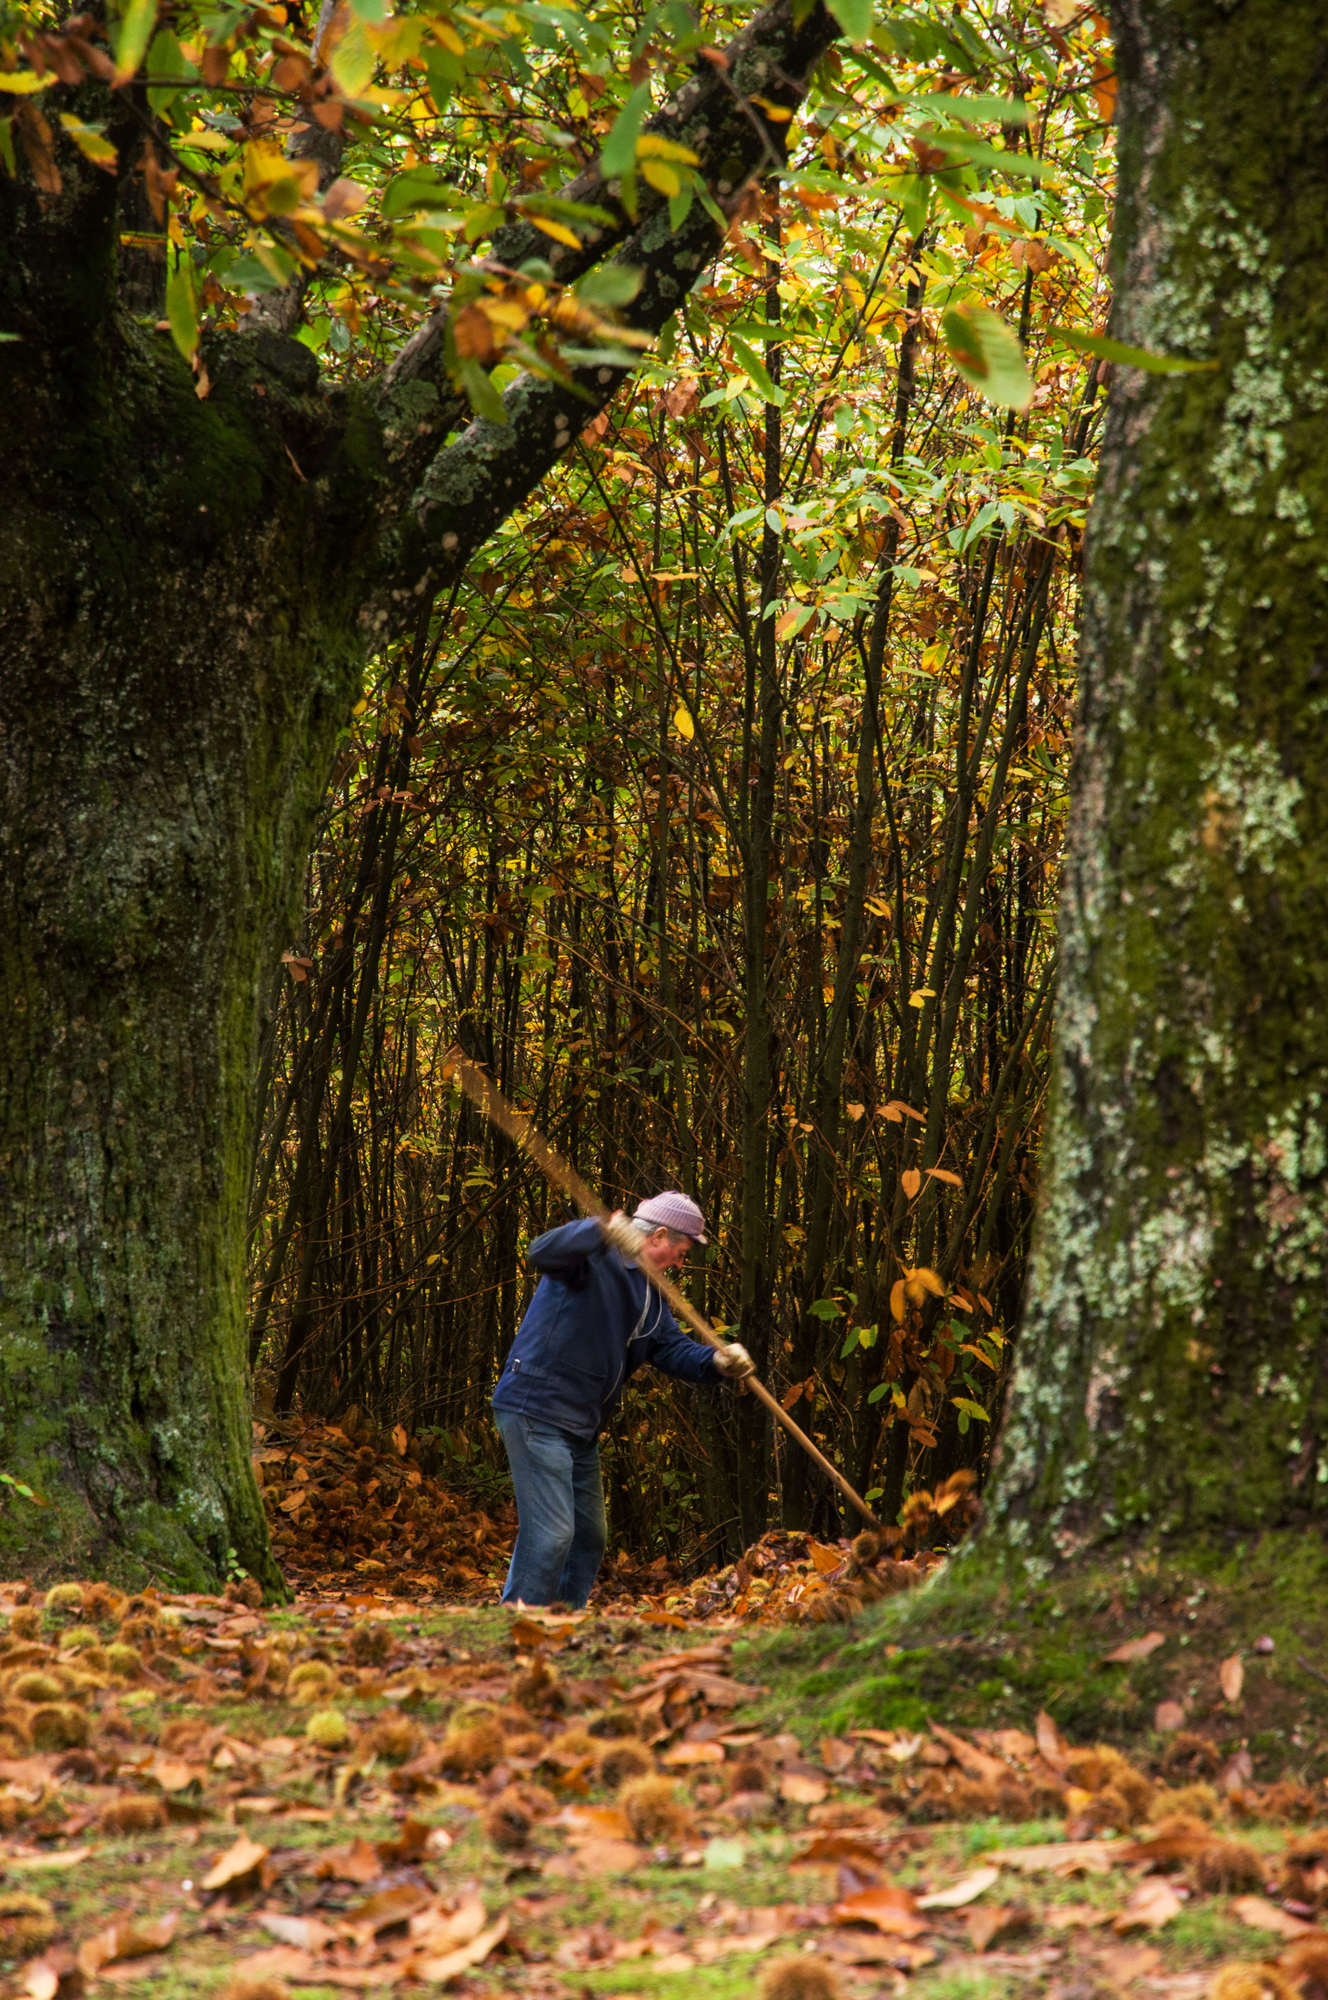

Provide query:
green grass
left=729, top=1526, right=1328, bottom=1776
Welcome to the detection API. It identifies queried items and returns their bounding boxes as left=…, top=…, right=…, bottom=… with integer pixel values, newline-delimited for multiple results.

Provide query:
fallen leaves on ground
left=0, top=1566, right=1323, bottom=2000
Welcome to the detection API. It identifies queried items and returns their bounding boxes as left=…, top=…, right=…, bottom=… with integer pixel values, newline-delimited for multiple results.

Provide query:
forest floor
left=0, top=1567, right=1326, bottom=2000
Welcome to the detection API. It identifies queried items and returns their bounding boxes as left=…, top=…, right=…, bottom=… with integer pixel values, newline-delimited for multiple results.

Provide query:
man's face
left=642, top=1226, right=691, bottom=1273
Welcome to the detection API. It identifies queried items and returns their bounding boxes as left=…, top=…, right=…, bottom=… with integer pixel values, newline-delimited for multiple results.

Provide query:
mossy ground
left=733, top=1527, right=1328, bottom=1780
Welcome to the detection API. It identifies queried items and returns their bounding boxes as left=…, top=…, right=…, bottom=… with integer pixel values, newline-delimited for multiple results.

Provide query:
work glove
left=713, top=1342, right=755, bottom=1380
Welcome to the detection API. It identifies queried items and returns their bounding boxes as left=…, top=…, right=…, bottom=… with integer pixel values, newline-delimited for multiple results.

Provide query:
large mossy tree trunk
left=984, top=0, right=1328, bottom=1569
left=0, top=0, right=839, bottom=1591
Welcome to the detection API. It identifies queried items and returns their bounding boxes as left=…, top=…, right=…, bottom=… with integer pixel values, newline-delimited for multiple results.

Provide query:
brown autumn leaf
left=1044, top=1904, right=1115, bottom=1932
left=1098, top=1943, right=1163, bottom=1983
left=200, top=1836, right=270, bottom=1893
left=1100, top=1630, right=1166, bottom=1665
left=1220, top=1748, right=1254, bottom=1794
left=1231, top=1897, right=1316, bottom=1941
left=149, top=1756, right=206, bottom=1792
left=661, top=1740, right=724, bottom=1767
left=313, top=1838, right=383, bottom=1883
left=925, top=1166, right=964, bottom=1187
left=831, top=1886, right=927, bottom=1936
left=966, top=1905, right=1032, bottom=1953
left=928, top=1723, right=1007, bottom=1784
left=343, top=1882, right=433, bottom=1943
left=259, top=1913, right=337, bottom=1951
left=549, top=1837, right=643, bottom=1877
left=322, top=176, right=367, bottom=221
left=1113, top=1877, right=1184, bottom=1933
left=78, top=1914, right=178, bottom=1978
left=819, top=1736, right=855, bottom=1773
left=559, top=1805, right=634, bottom=1839
left=808, top=1540, right=846, bottom=1577
left=1154, top=1699, right=1187, bottom=1731
left=1034, top=1710, right=1070, bottom=1773
left=16, top=104, right=62, bottom=197
left=1091, top=60, right=1117, bottom=120
left=901, top=1169, right=921, bottom=1199
left=1119, top=1833, right=1212, bottom=1865
left=410, top=1894, right=486, bottom=1950
left=780, top=1770, right=829, bottom=1806
left=452, top=302, right=499, bottom=364
left=1219, top=1653, right=1244, bottom=1703
left=917, top=1866, right=1001, bottom=1910
left=796, top=1832, right=892, bottom=1868
left=988, top=1841, right=1118, bottom=1875
left=662, top=376, right=699, bottom=419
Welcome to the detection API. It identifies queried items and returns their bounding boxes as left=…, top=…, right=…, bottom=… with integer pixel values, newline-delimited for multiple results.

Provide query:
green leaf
left=951, top=1395, right=991, bottom=1422
left=328, top=15, right=376, bottom=97
left=825, top=0, right=873, bottom=44
left=809, top=1298, right=842, bottom=1321
left=729, top=333, right=786, bottom=406
left=165, top=248, right=199, bottom=362
left=111, top=0, right=158, bottom=83
left=840, top=1327, right=861, bottom=1358
left=923, top=132, right=1050, bottom=178
left=1050, top=326, right=1218, bottom=374
left=942, top=303, right=1031, bottom=410
left=867, top=1382, right=889, bottom=1404
left=601, top=81, right=652, bottom=180
left=459, top=358, right=507, bottom=423
left=575, top=262, right=643, bottom=307
left=704, top=1838, right=746, bottom=1871
left=905, top=91, right=1030, bottom=124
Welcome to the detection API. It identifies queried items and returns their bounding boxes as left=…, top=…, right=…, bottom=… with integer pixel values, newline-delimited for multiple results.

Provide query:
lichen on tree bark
left=983, top=0, right=1328, bottom=1571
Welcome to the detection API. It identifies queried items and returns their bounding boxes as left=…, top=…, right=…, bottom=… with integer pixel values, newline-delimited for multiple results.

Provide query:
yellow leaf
left=749, top=93, right=793, bottom=122
left=59, top=113, right=117, bottom=171
left=635, top=134, right=699, bottom=164
left=673, top=704, right=695, bottom=741
left=901, top=1169, right=921, bottom=1200
left=530, top=215, right=581, bottom=248
left=639, top=158, right=681, bottom=197
left=0, top=69, right=50, bottom=92
left=909, top=987, right=936, bottom=1007
left=890, top=1278, right=908, bottom=1323
left=904, top=1265, right=946, bottom=1298
left=352, top=697, right=369, bottom=716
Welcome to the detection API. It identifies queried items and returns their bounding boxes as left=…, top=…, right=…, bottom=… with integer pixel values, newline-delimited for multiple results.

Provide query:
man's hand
left=713, top=1342, right=755, bottom=1380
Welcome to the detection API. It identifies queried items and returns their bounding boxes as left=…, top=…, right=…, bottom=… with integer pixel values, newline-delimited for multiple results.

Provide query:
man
left=491, top=1190, right=754, bottom=1608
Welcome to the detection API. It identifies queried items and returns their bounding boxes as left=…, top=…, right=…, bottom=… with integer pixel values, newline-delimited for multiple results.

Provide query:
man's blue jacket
left=491, top=1217, right=720, bottom=1440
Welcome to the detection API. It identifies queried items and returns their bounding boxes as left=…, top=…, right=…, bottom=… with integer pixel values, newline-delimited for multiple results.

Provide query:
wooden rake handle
left=445, top=1049, right=882, bottom=1533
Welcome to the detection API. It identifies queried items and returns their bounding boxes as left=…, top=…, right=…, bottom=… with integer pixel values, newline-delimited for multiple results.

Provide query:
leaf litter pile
left=0, top=1579, right=1325, bottom=2000
left=253, top=1414, right=974, bottom=1627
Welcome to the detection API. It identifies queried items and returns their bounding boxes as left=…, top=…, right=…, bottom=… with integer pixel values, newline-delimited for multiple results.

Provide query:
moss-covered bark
left=983, top=0, right=1328, bottom=1567
left=0, top=1, right=839, bottom=1590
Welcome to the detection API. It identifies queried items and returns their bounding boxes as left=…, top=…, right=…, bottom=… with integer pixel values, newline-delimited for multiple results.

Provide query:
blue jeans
left=494, top=1409, right=607, bottom=1609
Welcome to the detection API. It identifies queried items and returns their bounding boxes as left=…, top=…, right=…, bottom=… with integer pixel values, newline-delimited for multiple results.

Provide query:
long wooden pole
left=446, top=1049, right=882, bottom=1532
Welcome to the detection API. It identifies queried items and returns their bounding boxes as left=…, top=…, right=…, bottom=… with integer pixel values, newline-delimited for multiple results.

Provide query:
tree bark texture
left=984, top=0, right=1328, bottom=1567
left=0, top=0, right=839, bottom=1588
